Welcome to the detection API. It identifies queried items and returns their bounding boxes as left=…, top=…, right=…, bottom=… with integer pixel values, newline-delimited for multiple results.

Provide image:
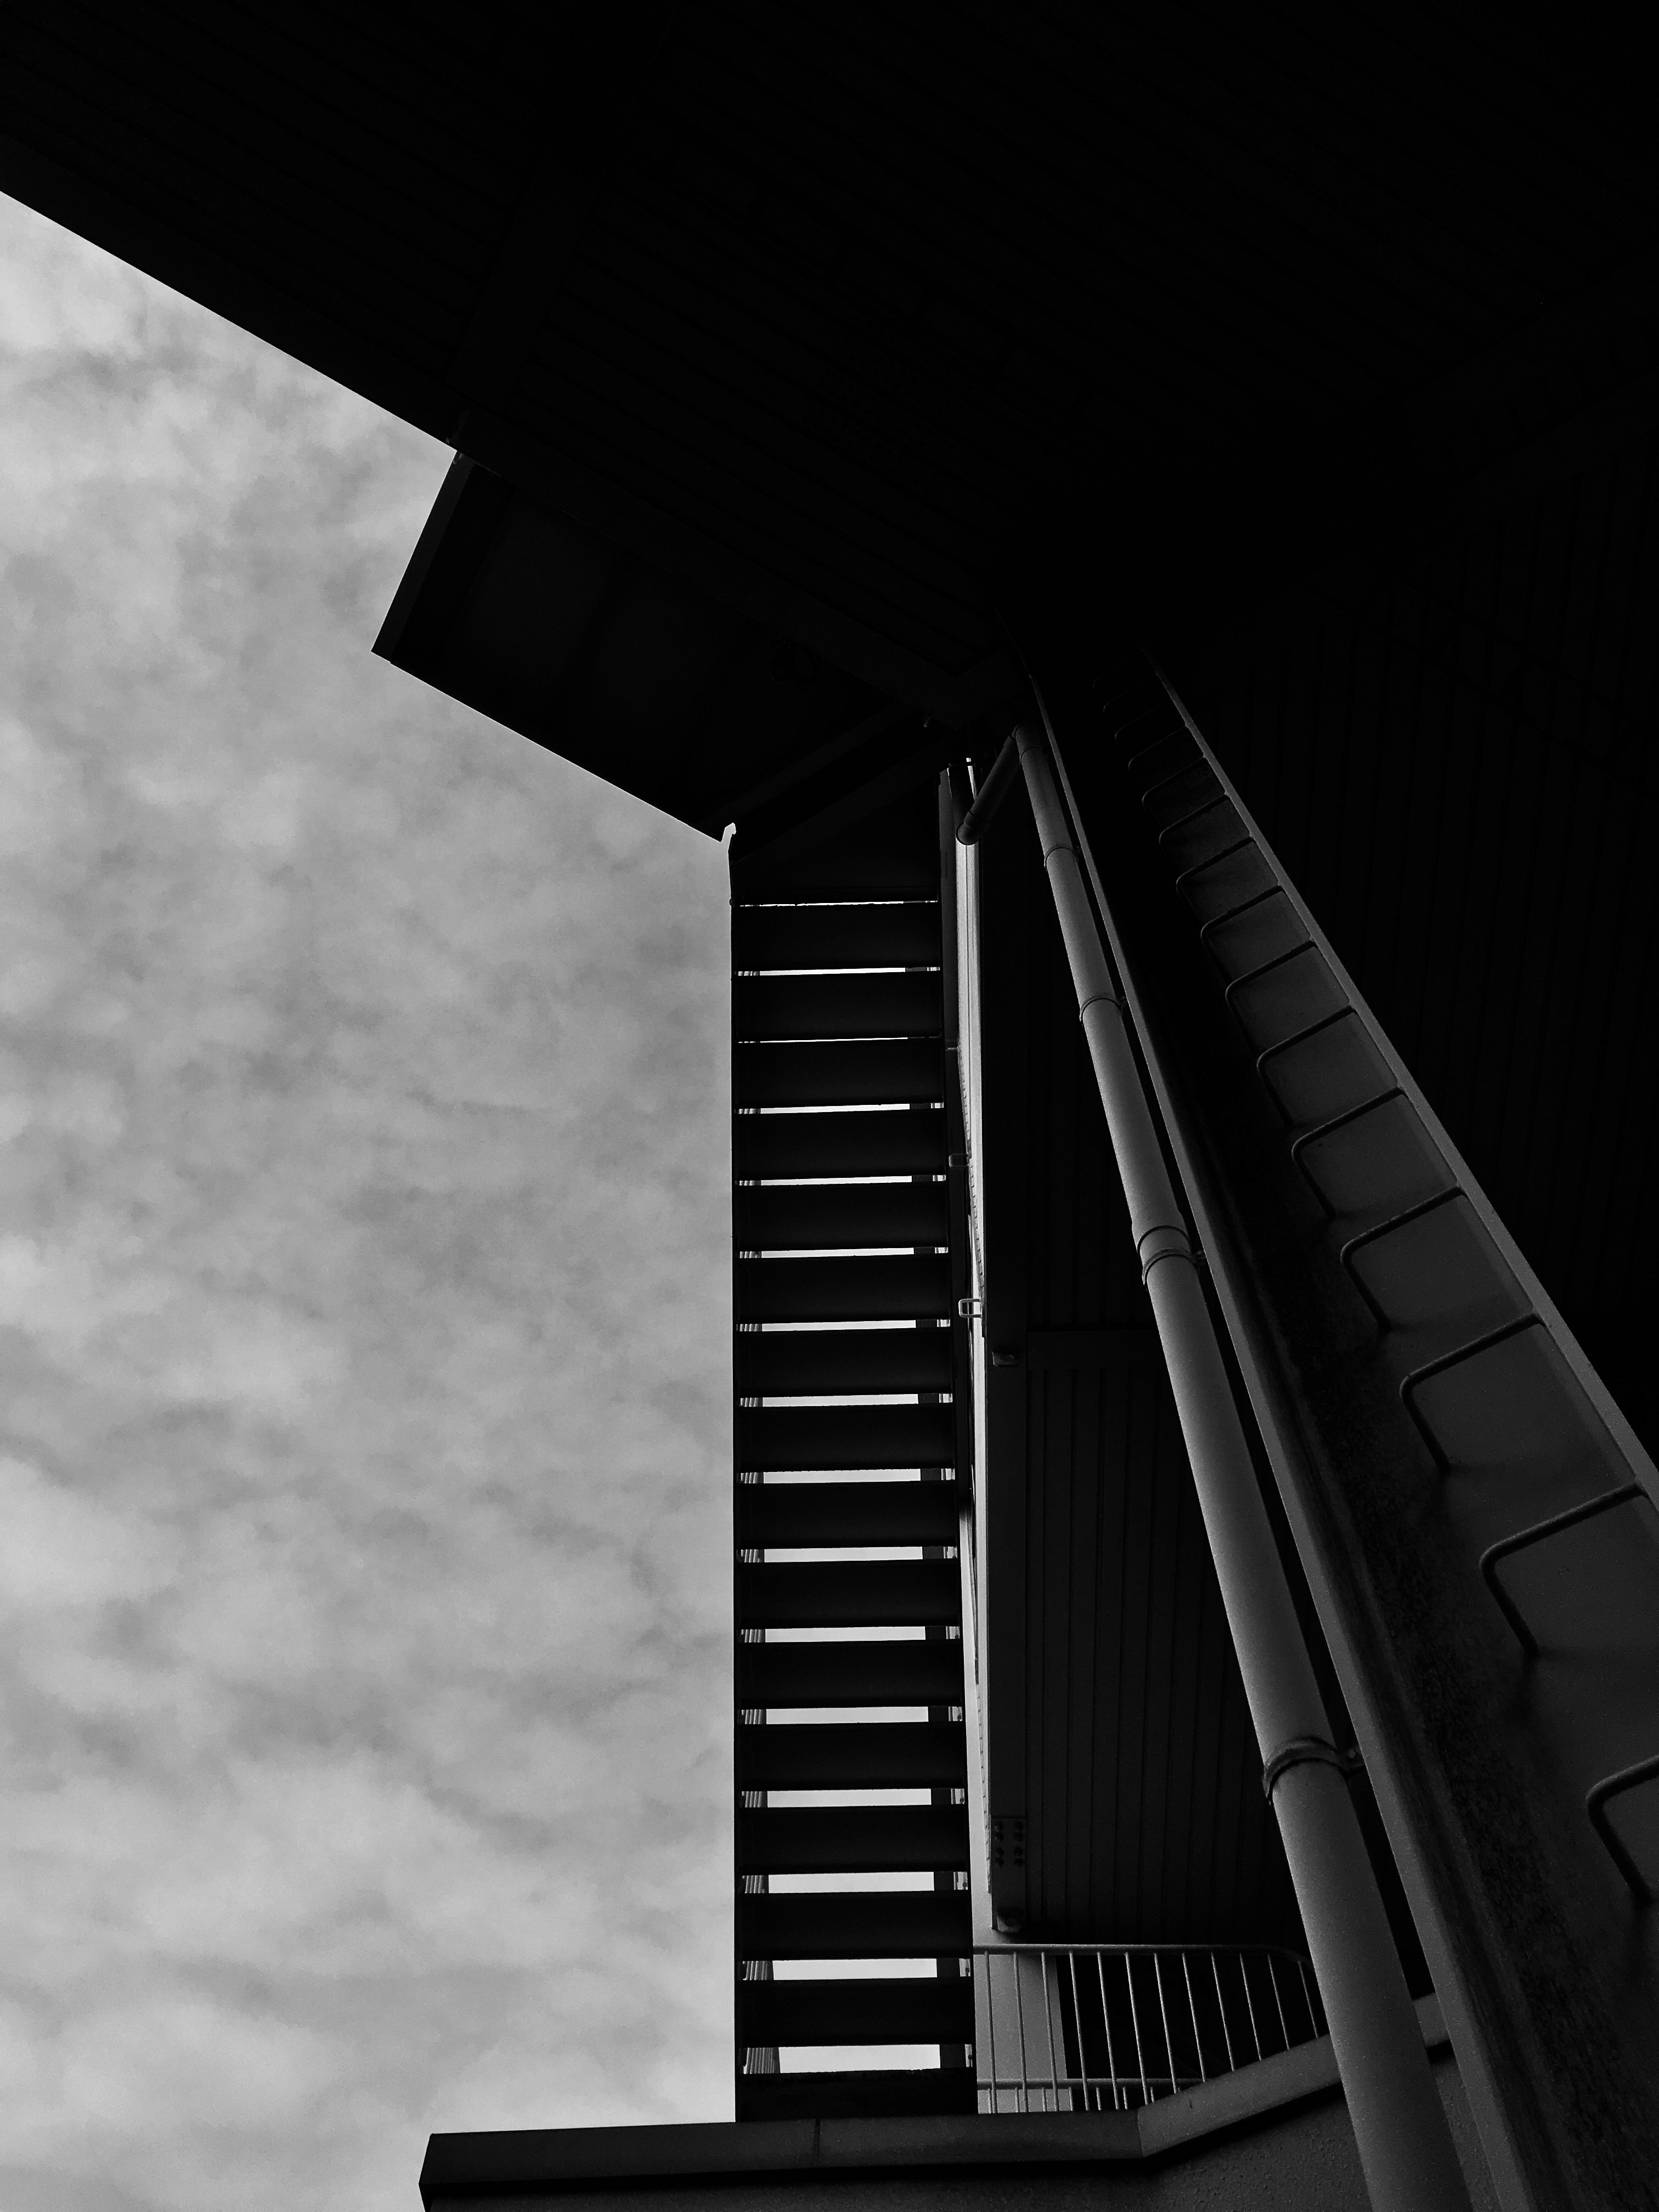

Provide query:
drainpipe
left=1007, top=720, right=1471, bottom=2212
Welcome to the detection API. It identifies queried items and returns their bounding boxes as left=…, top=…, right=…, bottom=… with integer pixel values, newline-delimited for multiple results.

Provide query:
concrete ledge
left=422, top=1999, right=1448, bottom=2203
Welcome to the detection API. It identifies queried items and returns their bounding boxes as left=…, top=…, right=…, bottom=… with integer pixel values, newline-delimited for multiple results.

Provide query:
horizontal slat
left=734, top=904, right=940, bottom=970
left=738, top=1638, right=963, bottom=1707
left=735, top=1108, right=944, bottom=1179
left=738, top=1887, right=972, bottom=1960
left=735, top=972, right=941, bottom=1043
left=737, top=1722, right=968, bottom=1791
left=737, top=1476, right=962, bottom=1548
left=737, top=1560, right=960, bottom=1629
left=738, top=1329, right=952, bottom=1397
left=732, top=838, right=941, bottom=901
left=737, top=1804, right=970, bottom=1874
left=737, top=1405, right=956, bottom=1472
left=737, top=1256, right=951, bottom=1322
left=731, top=808, right=940, bottom=896
left=735, top=2069, right=975, bottom=2121
left=738, top=1182, right=948, bottom=1250
left=738, top=1976, right=974, bottom=2047
left=735, top=1039, right=943, bottom=1107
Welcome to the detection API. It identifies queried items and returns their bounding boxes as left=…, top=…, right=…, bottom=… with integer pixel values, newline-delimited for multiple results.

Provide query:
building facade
left=3, top=8, right=1656, bottom=2206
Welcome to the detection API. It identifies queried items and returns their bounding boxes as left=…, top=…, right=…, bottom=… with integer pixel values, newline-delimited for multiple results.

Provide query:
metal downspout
left=1004, top=720, right=1471, bottom=2212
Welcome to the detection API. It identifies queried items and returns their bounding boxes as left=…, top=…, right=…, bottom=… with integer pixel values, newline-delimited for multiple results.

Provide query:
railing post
left=1001, top=722, right=1472, bottom=2212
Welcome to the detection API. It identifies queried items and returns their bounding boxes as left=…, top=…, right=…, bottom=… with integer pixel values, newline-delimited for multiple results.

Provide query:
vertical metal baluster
left=1097, top=1950, right=1121, bottom=2112
left=1012, top=1946, right=1031, bottom=2114
left=1267, top=1952, right=1290, bottom=2055
left=1211, top=1950, right=1237, bottom=2075
left=1066, top=1949, right=1088, bottom=2111
left=1127, top=1953, right=1150, bottom=2107
left=1240, top=1951, right=1263, bottom=2064
left=1182, top=1951, right=1207, bottom=2084
left=1043, top=1951, right=1059, bottom=2113
left=984, top=1951, right=998, bottom=2114
left=1152, top=1953, right=1176, bottom=2100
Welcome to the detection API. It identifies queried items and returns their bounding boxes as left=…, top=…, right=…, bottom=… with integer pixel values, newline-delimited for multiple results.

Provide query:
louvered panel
left=734, top=904, right=941, bottom=970
left=735, top=1039, right=943, bottom=1107
left=738, top=1887, right=972, bottom=1960
left=736, top=2069, right=976, bottom=2120
left=738, top=1976, right=974, bottom=2047
left=738, top=1638, right=963, bottom=1707
left=738, top=1328, right=952, bottom=1398
left=736, top=1559, right=960, bottom=1628
left=738, top=1475, right=961, bottom=1549
left=737, top=1804, right=969, bottom=1874
left=736, top=1255, right=950, bottom=1323
left=735, top=1107, right=945, bottom=1178
left=738, top=1181, right=948, bottom=1250
left=733, top=972, right=941, bottom=1042
left=737, top=1721, right=967, bottom=1790
left=727, top=789, right=964, bottom=2124
left=736, top=1405, right=956, bottom=1473
left=725, top=800, right=960, bottom=2123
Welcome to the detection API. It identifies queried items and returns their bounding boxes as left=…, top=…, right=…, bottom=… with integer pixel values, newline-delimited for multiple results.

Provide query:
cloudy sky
left=0, top=195, right=733, bottom=2210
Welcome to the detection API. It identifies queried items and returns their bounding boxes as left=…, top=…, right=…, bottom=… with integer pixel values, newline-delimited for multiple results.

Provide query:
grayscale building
left=3, top=8, right=1656, bottom=2209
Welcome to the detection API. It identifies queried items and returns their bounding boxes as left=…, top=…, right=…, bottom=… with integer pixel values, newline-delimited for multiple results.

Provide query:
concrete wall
left=422, top=2006, right=1497, bottom=2212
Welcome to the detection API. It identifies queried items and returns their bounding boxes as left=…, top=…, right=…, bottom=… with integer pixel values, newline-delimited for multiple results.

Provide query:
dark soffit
left=3, top=2, right=1656, bottom=829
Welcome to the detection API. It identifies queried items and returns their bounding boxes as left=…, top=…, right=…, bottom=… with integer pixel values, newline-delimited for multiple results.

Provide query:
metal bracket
left=1479, top=1482, right=1645, bottom=1655
left=1587, top=1753, right=1659, bottom=1903
left=1400, top=1313, right=1546, bottom=1472
left=1174, top=834, right=1252, bottom=895
left=1339, top=1186, right=1466, bottom=1327
left=1262, top=1736, right=1364, bottom=1799
left=1156, top=790, right=1230, bottom=848
left=1287, top=1086, right=1407, bottom=1216
left=1254, top=1003, right=1351, bottom=1085
left=1222, top=936, right=1316, bottom=1009
left=1124, top=725, right=1187, bottom=774
left=1141, top=758, right=1212, bottom=808
left=1197, top=884, right=1280, bottom=946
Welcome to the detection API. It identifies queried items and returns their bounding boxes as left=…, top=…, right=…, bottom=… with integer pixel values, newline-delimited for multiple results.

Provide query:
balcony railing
left=975, top=1943, right=1325, bottom=2113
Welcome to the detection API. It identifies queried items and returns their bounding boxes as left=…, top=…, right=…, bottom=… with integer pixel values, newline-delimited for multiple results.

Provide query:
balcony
left=975, top=1942, right=1324, bottom=2114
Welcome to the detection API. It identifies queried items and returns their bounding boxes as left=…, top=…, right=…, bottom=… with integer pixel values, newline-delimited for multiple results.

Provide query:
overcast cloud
left=0, top=197, right=733, bottom=2211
